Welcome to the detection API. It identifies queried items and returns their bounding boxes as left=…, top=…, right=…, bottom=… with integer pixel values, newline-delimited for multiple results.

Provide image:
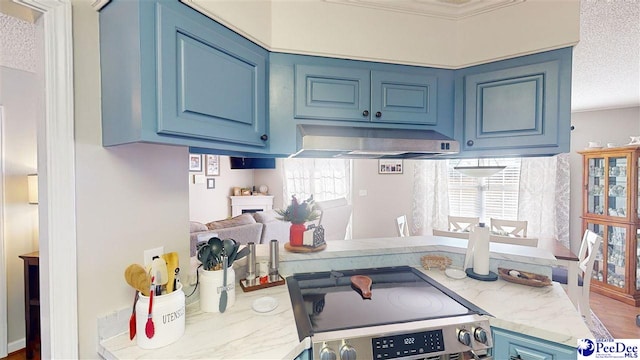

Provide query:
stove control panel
left=311, top=316, right=492, bottom=360
left=373, top=329, right=444, bottom=359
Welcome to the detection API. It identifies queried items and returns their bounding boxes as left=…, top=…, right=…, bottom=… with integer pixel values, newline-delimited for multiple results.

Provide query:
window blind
left=447, top=158, right=521, bottom=221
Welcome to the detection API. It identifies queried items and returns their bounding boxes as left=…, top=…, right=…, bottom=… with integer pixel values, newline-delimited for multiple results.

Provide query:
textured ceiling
left=571, top=0, right=640, bottom=112
left=0, top=12, right=36, bottom=73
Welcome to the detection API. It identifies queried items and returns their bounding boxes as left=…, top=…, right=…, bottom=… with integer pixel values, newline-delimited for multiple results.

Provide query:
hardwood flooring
left=0, top=291, right=637, bottom=360
left=590, top=290, right=640, bottom=339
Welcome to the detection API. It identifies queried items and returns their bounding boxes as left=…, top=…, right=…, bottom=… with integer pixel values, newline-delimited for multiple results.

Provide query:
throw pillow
left=190, top=221, right=208, bottom=233
left=206, top=213, right=256, bottom=230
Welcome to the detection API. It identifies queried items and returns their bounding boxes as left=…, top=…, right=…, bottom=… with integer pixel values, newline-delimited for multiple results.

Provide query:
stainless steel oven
left=287, top=266, right=493, bottom=360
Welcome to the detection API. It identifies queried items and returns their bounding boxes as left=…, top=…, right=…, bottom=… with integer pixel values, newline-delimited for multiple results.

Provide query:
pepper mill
left=269, top=239, right=279, bottom=282
left=246, top=242, right=256, bottom=286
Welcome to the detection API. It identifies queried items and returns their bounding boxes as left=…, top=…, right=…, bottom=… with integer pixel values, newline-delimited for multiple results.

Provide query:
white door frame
left=0, top=106, right=7, bottom=358
left=15, top=0, right=78, bottom=358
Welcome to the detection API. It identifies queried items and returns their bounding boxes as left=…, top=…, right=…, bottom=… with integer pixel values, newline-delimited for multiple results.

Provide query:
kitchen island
left=99, top=236, right=591, bottom=359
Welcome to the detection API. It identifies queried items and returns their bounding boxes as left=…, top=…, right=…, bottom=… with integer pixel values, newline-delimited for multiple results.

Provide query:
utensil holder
left=135, top=283, right=185, bottom=349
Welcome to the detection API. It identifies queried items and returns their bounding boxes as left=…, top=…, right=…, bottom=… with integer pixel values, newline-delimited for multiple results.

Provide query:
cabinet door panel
left=157, top=4, right=267, bottom=147
left=492, top=328, right=574, bottom=360
left=294, top=64, right=370, bottom=122
left=463, top=60, right=560, bottom=150
left=372, top=71, right=437, bottom=125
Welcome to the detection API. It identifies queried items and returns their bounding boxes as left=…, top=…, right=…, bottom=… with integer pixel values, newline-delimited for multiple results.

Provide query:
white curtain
left=411, top=160, right=450, bottom=236
left=281, top=158, right=351, bottom=203
left=518, top=154, right=571, bottom=248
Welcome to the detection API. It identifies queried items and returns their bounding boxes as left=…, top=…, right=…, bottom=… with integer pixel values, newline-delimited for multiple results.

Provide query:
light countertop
left=99, top=236, right=590, bottom=359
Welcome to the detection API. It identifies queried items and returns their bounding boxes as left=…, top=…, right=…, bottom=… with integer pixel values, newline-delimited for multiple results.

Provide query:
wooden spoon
left=350, top=275, right=372, bottom=299
left=124, top=264, right=150, bottom=296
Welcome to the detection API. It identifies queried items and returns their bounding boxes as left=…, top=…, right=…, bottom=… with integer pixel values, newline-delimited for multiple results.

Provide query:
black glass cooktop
left=287, top=266, right=488, bottom=338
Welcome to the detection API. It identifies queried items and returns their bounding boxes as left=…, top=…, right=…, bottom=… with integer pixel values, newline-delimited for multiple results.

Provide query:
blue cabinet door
left=371, top=70, right=437, bottom=125
left=454, top=47, right=572, bottom=157
left=294, top=64, right=439, bottom=126
left=294, top=64, right=371, bottom=122
left=492, top=327, right=576, bottom=360
left=100, top=0, right=269, bottom=154
left=157, top=3, right=268, bottom=148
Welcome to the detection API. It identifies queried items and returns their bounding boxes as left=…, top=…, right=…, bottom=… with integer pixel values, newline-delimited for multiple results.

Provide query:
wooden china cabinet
left=580, top=145, right=640, bottom=306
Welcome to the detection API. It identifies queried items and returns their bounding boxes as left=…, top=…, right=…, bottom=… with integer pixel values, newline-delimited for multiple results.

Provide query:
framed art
left=378, top=159, right=403, bottom=174
left=205, top=155, right=220, bottom=176
left=206, top=178, right=215, bottom=189
left=189, top=154, right=202, bottom=172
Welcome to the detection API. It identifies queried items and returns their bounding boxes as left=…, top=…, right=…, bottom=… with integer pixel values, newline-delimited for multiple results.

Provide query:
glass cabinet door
left=607, top=157, right=628, bottom=218
left=589, top=223, right=605, bottom=283
left=587, top=158, right=605, bottom=215
left=607, top=225, right=626, bottom=288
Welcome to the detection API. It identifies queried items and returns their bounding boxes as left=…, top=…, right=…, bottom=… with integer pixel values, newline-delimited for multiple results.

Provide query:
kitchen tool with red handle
left=145, top=276, right=155, bottom=339
left=129, top=291, right=139, bottom=340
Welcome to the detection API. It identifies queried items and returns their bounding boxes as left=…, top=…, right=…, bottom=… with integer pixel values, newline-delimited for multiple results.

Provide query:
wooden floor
left=0, top=291, right=637, bottom=360
left=590, top=291, right=640, bottom=339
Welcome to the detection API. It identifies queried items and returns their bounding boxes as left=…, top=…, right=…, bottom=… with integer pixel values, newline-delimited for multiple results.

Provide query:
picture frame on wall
left=378, top=159, right=403, bottom=174
left=205, top=155, right=220, bottom=176
left=207, top=178, right=215, bottom=189
left=189, top=154, right=202, bottom=172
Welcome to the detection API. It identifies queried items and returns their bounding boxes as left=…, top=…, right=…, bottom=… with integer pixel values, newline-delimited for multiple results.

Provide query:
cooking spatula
left=124, top=263, right=150, bottom=296
left=219, top=255, right=228, bottom=313
left=350, top=275, right=372, bottom=299
left=145, top=276, right=155, bottom=339
left=162, top=252, right=179, bottom=293
left=129, top=291, right=139, bottom=340
left=151, top=258, right=168, bottom=295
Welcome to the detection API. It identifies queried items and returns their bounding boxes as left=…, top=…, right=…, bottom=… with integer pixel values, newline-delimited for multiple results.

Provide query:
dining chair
left=490, top=218, right=528, bottom=237
left=316, top=197, right=352, bottom=240
left=552, top=229, right=602, bottom=326
left=448, top=216, right=479, bottom=232
left=396, top=215, right=409, bottom=237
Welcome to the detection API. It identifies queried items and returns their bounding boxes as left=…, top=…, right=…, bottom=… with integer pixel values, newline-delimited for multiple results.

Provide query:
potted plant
left=196, top=237, right=249, bottom=312
left=276, top=195, right=320, bottom=246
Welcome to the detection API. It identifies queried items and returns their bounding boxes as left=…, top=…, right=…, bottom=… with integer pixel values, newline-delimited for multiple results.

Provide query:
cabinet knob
left=260, top=134, right=268, bottom=141
left=362, top=110, right=369, bottom=117
left=375, top=111, right=382, bottom=118
left=467, top=140, right=474, bottom=147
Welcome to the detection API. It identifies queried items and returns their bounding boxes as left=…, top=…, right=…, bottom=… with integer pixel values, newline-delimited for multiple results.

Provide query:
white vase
left=199, top=266, right=236, bottom=313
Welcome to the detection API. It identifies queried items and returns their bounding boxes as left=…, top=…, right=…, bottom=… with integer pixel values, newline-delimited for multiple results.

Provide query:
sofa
left=190, top=199, right=353, bottom=256
left=189, top=211, right=291, bottom=256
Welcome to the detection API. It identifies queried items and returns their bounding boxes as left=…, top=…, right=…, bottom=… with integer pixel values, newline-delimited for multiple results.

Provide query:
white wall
left=0, top=65, right=40, bottom=348
left=72, top=3, right=190, bottom=357
left=188, top=156, right=254, bottom=222
left=568, top=106, right=640, bottom=252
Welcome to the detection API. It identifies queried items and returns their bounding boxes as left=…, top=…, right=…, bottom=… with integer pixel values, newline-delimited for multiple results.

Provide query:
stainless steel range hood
left=291, top=125, right=460, bottom=159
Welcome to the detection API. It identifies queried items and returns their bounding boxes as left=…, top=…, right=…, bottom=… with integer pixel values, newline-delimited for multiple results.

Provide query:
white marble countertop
left=99, top=237, right=589, bottom=359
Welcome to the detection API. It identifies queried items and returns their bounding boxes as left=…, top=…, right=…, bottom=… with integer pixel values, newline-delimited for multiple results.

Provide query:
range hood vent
left=291, top=125, right=460, bottom=159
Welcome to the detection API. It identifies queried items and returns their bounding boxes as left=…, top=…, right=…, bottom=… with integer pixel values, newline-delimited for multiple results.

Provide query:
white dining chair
left=490, top=218, right=528, bottom=237
left=552, top=229, right=602, bottom=326
left=448, top=216, right=480, bottom=232
left=396, top=215, right=409, bottom=237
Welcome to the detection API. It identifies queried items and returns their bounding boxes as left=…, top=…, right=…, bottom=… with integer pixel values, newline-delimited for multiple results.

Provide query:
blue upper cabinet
left=454, top=47, right=572, bottom=157
left=294, top=64, right=371, bottom=122
left=100, top=0, right=269, bottom=154
left=293, top=61, right=441, bottom=126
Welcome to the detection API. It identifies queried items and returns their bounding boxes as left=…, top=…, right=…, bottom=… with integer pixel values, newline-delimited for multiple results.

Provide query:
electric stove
left=287, top=266, right=493, bottom=360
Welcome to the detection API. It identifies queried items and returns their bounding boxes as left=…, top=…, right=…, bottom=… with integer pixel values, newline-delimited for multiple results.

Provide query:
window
left=282, top=158, right=351, bottom=202
left=447, top=158, right=521, bottom=221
